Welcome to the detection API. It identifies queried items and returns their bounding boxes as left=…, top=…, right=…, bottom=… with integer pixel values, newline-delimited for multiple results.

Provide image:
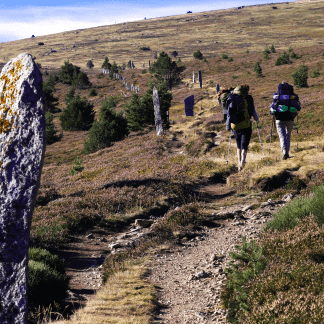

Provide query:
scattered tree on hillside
left=109, top=61, right=119, bottom=80
left=83, top=97, right=129, bottom=154
left=311, top=67, right=320, bottom=78
left=292, top=64, right=308, bottom=88
left=59, top=60, right=92, bottom=89
left=45, top=111, right=62, bottom=145
left=254, top=62, right=263, bottom=77
left=171, top=51, right=178, bottom=58
left=42, top=78, right=59, bottom=113
left=65, top=87, right=75, bottom=104
left=149, top=51, right=186, bottom=90
left=270, top=44, right=276, bottom=53
left=101, top=57, right=112, bottom=70
left=86, top=60, right=94, bottom=69
left=59, top=94, right=95, bottom=131
left=193, top=49, right=203, bottom=60
left=124, top=79, right=172, bottom=131
left=275, top=51, right=291, bottom=66
left=89, top=87, right=97, bottom=97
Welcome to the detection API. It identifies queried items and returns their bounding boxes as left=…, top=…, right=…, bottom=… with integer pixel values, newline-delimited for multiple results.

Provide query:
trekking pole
left=255, top=121, right=265, bottom=156
left=226, top=130, right=233, bottom=164
left=269, top=116, right=275, bottom=154
left=296, top=114, right=299, bottom=151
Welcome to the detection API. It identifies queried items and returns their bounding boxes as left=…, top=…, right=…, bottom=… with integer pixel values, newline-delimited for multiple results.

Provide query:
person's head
left=233, top=85, right=249, bottom=97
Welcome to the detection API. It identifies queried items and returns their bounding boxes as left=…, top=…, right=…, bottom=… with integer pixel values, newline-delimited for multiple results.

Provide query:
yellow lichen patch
left=0, top=59, right=24, bottom=134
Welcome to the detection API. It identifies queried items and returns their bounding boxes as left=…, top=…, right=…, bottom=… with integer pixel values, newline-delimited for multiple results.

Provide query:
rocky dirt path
left=149, top=195, right=293, bottom=324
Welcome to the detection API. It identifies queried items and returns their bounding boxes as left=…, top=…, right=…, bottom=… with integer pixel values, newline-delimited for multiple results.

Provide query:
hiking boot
left=282, top=149, right=288, bottom=160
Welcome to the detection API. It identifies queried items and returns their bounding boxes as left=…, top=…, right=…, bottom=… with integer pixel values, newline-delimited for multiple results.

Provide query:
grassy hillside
left=3, top=0, right=324, bottom=322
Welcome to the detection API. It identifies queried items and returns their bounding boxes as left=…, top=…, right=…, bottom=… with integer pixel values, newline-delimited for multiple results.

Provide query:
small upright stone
left=0, top=53, right=45, bottom=324
left=193, top=71, right=195, bottom=83
left=153, top=87, right=164, bottom=136
left=184, top=95, right=194, bottom=116
left=198, top=70, right=202, bottom=88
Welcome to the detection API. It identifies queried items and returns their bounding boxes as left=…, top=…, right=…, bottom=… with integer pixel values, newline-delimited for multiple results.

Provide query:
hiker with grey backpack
left=270, top=82, right=301, bottom=159
left=225, top=85, right=260, bottom=171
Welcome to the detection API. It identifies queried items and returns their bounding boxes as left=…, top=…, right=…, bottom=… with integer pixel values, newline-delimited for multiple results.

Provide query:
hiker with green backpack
left=270, top=82, right=301, bottom=159
left=225, top=85, right=260, bottom=171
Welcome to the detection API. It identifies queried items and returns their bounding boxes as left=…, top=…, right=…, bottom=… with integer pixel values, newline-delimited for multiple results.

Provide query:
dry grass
left=2, top=0, right=324, bottom=322
left=55, top=258, right=156, bottom=324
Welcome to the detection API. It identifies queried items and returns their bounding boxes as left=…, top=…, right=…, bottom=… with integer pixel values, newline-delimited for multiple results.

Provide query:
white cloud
left=0, top=0, right=286, bottom=42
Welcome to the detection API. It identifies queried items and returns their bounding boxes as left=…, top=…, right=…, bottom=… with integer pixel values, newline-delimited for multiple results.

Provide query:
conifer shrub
left=59, top=95, right=95, bottom=131
left=228, top=57, right=233, bottom=62
left=89, top=87, right=97, bottom=97
left=254, top=62, right=262, bottom=77
left=28, top=248, right=69, bottom=307
left=86, top=60, right=94, bottom=69
left=193, top=49, right=203, bottom=60
left=222, top=237, right=267, bottom=323
left=222, top=53, right=228, bottom=59
left=125, top=79, right=172, bottom=132
left=42, top=78, right=59, bottom=113
left=275, top=51, right=291, bottom=65
left=65, top=87, right=75, bottom=104
left=292, top=64, right=308, bottom=88
left=69, top=156, right=84, bottom=175
left=101, top=56, right=111, bottom=70
left=312, top=67, right=320, bottom=78
left=83, top=98, right=129, bottom=154
left=270, top=43, right=276, bottom=53
left=45, top=111, right=61, bottom=145
left=59, top=60, right=92, bottom=89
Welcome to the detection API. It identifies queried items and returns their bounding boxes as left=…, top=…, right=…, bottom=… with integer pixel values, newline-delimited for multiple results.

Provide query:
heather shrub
left=28, top=248, right=69, bottom=308
left=292, top=64, right=308, bottom=88
left=242, top=216, right=324, bottom=324
left=59, top=95, right=95, bottom=131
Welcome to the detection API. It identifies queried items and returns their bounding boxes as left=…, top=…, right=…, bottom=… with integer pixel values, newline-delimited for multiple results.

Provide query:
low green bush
left=28, top=248, right=69, bottom=307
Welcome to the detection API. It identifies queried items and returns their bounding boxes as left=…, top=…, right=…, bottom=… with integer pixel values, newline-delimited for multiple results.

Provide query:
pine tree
left=270, top=44, right=276, bottom=53
left=193, top=49, right=203, bottom=60
left=292, top=64, right=309, bottom=88
left=83, top=97, right=129, bottom=154
left=45, top=111, right=61, bottom=145
left=86, top=60, right=94, bottom=69
left=65, top=87, right=75, bottom=104
left=254, top=62, right=262, bottom=77
left=59, top=95, right=95, bottom=131
left=43, top=79, right=59, bottom=113
left=124, top=79, right=172, bottom=132
left=149, top=51, right=186, bottom=89
left=101, top=57, right=111, bottom=70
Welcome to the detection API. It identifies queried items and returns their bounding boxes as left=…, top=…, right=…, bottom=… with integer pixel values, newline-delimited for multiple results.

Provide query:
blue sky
left=0, top=0, right=296, bottom=43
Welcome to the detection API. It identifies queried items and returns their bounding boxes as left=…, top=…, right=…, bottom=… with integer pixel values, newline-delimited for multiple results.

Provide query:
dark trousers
left=234, top=126, right=252, bottom=150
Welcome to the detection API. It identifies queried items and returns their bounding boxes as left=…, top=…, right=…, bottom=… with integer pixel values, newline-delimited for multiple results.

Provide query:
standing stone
left=0, top=53, right=45, bottom=323
left=184, top=95, right=195, bottom=116
left=193, top=71, right=195, bottom=83
left=216, top=83, right=220, bottom=93
left=153, top=87, right=164, bottom=136
left=149, top=60, right=151, bottom=68
left=198, top=70, right=202, bottom=88
left=143, top=62, right=145, bottom=68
